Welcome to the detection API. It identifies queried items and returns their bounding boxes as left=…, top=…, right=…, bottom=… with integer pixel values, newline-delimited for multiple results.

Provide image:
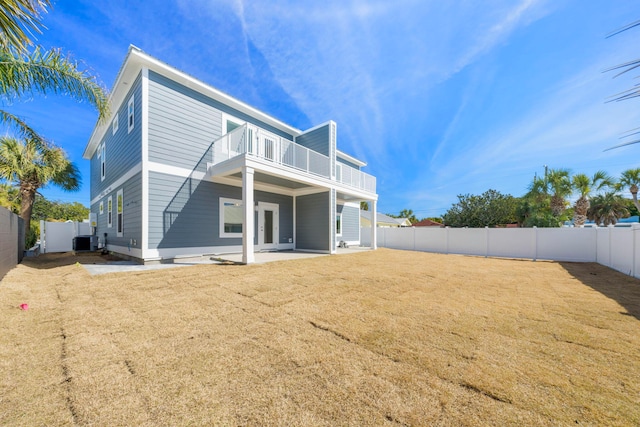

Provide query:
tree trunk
left=19, top=184, right=36, bottom=233
left=631, top=184, right=640, bottom=213
left=573, top=197, right=590, bottom=227
left=550, top=195, right=565, bottom=217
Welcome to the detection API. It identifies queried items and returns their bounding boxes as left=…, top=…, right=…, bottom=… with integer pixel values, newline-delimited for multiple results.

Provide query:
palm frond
left=0, top=47, right=109, bottom=120
left=606, top=19, right=640, bottom=38
left=0, top=0, right=50, bottom=52
left=0, top=108, right=45, bottom=144
left=604, top=138, right=640, bottom=152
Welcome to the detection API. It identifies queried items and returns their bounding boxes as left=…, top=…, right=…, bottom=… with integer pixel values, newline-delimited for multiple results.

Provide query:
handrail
left=210, top=123, right=376, bottom=193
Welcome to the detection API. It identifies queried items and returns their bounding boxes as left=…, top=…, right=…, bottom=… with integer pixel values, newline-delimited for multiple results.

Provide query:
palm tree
left=547, top=168, right=572, bottom=217
left=0, top=47, right=109, bottom=142
left=0, top=136, right=80, bottom=232
left=572, top=170, right=614, bottom=227
left=588, top=192, right=629, bottom=226
left=0, top=0, right=51, bottom=52
left=619, top=168, right=640, bottom=212
left=0, top=182, right=19, bottom=212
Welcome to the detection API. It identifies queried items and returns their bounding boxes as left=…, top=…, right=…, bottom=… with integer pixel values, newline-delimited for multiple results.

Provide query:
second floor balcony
left=209, top=124, right=376, bottom=194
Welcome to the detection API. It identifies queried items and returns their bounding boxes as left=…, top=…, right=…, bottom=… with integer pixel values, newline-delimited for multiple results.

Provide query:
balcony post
left=242, top=166, right=255, bottom=264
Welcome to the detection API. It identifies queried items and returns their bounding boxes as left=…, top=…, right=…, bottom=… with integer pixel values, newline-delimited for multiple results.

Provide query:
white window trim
left=112, top=113, right=119, bottom=135
left=219, top=197, right=243, bottom=238
left=128, top=95, right=135, bottom=133
left=221, top=112, right=245, bottom=134
left=99, top=201, right=104, bottom=215
left=336, top=213, right=342, bottom=237
left=107, top=196, right=113, bottom=228
left=116, top=189, right=123, bottom=237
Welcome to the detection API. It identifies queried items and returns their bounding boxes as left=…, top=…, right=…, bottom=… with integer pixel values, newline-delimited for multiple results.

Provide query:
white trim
left=148, top=161, right=207, bottom=180
left=143, top=243, right=296, bottom=261
left=107, top=196, right=113, bottom=228
left=343, top=201, right=360, bottom=209
left=106, top=244, right=143, bottom=259
left=219, top=197, right=244, bottom=238
left=116, top=188, right=123, bottom=237
left=127, top=95, right=135, bottom=133
left=91, top=162, right=142, bottom=206
left=337, top=150, right=366, bottom=167
left=141, top=67, right=150, bottom=260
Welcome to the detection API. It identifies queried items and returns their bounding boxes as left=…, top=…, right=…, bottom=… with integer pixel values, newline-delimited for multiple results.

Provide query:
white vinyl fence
left=361, top=225, right=640, bottom=279
left=40, top=221, right=92, bottom=253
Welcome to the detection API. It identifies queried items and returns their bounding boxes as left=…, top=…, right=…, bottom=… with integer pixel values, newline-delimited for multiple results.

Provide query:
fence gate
left=40, top=221, right=92, bottom=253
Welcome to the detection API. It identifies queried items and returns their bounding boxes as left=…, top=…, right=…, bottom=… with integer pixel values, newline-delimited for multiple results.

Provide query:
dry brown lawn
left=1, top=248, right=639, bottom=426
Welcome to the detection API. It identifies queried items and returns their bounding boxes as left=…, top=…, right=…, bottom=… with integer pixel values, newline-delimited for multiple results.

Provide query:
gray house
left=83, top=46, right=378, bottom=264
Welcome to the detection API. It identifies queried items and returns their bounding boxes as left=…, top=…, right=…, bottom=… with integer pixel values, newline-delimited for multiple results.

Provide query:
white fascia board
left=85, top=46, right=302, bottom=160
left=336, top=150, right=367, bottom=167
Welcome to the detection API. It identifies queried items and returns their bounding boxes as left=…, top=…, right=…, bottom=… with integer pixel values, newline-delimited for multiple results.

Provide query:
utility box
left=73, top=235, right=98, bottom=252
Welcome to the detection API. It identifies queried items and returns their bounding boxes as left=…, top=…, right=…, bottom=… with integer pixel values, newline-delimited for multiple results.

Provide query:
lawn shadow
left=559, top=262, right=640, bottom=321
left=21, top=252, right=123, bottom=270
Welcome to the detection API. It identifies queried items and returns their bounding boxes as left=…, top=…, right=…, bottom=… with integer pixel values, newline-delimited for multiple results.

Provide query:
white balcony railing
left=210, top=123, right=376, bottom=193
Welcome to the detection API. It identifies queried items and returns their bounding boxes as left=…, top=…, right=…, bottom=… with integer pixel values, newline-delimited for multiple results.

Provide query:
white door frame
left=258, top=202, right=279, bottom=251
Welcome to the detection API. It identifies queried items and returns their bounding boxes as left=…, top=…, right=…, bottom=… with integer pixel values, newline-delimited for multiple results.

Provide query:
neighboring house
left=361, top=211, right=410, bottom=227
left=83, top=46, right=378, bottom=264
left=413, top=218, right=443, bottom=227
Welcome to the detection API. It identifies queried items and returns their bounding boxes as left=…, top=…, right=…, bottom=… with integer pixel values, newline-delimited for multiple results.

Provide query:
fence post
left=40, top=220, right=45, bottom=254
left=445, top=227, right=450, bottom=254
left=413, top=227, right=416, bottom=251
left=608, top=225, right=613, bottom=268
left=485, top=226, right=489, bottom=258
left=532, top=226, right=537, bottom=261
left=633, top=224, right=640, bottom=278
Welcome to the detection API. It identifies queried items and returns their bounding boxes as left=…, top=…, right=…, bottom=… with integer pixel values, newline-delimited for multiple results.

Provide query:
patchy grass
left=1, top=249, right=639, bottom=426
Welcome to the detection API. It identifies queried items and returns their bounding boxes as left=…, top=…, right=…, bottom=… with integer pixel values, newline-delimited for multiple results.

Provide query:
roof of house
left=84, top=46, right=303, bottom=159
left=360, top=210, right=410, bottom=226
left=83, top=46, right=367, bottom=166
left=413, top=218, right=443, bottom=227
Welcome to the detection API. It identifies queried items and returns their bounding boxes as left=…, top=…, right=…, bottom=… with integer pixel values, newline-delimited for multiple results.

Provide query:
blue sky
left=5, top=0, right=640, bottom=217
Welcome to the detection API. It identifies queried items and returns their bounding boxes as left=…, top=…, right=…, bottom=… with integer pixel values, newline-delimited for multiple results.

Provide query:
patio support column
left=371, top=199, right=377, bottom=250
left=242, top=166, right=255, bottom=264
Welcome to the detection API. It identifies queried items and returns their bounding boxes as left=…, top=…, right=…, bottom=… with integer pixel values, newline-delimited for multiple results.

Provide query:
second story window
left=128, top=95, right=135, bottom=133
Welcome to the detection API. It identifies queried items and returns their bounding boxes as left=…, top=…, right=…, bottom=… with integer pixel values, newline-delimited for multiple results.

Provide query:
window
left=219, top=197, right=243, bottom=238
left=99, top=201, right=104, bottom=215
left=117, top=189, right=123, bottom=237
left=100, top=144, right=106, bottom=181
left=336, top=213, right=342, bottom=236
left=107, top=196, right=113, bottom=228
left=128, top=95, right=135, bottom=133
left=112, top=113, right=119, bottom=135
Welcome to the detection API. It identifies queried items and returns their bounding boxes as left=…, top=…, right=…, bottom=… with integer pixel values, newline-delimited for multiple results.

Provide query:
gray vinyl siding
left=336, top=156, right=360, bottom=170
left=90, top=73, right=142, bottom=200
left=148, top=171, right=293, bottom=249
left=296, top=192, right=330, bottom=251
left=295, top=124, right=330, bottom=156
left=337, top=204, right=360, bottom=243
left=91, top=172, right=142, bottom=250
left=148, top=71, right=295, bottom=174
